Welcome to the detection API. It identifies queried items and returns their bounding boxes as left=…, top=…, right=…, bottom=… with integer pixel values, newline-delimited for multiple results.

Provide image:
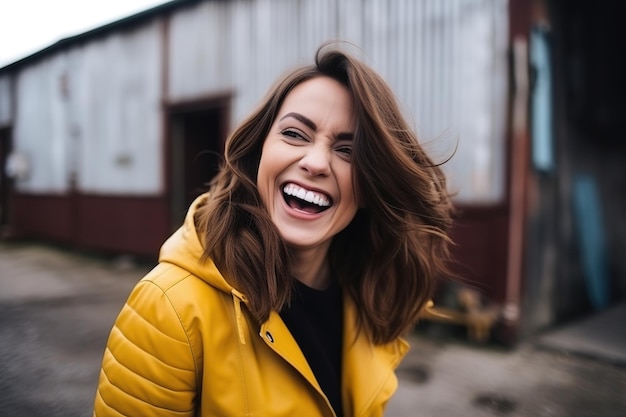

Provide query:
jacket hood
left=158, top=193, right=234, bottom=296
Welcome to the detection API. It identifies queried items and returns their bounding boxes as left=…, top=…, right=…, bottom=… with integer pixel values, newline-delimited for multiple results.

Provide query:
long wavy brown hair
left=196, top=43, right=454, bottom=344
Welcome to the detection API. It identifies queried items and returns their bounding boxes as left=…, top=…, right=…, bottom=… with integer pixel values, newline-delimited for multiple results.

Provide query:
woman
left=93, top=44, right=453, bottom=417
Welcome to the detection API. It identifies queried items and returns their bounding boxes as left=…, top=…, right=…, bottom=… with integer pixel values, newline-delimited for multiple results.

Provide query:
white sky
left=0, top=0, right=170, bottom=67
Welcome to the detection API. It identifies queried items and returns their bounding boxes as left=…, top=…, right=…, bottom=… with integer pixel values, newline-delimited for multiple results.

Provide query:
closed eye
left=335, top=145, right=352, bottom=161
left=281, top=129, right=308, bottom=142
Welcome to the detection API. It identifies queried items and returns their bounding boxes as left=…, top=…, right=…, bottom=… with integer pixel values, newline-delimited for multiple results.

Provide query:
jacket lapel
left=341, top=296, right=410, bottom=417
left=259, top=311, right=322, bottom=392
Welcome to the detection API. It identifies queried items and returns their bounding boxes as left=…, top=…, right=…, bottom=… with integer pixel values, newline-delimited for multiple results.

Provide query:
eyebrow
left=279, top=112, right=353, bottom=141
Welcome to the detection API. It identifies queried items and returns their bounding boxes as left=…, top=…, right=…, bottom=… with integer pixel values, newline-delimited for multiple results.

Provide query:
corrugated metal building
left=1, top=0, right=624, bottom=343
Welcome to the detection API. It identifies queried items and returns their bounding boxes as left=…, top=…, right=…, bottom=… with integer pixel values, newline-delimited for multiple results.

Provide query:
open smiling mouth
left=282, top=183, right=332, bottom=214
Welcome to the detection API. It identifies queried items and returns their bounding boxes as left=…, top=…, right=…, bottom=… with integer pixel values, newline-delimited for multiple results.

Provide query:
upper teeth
left=283, top=184, right=330, bottom=207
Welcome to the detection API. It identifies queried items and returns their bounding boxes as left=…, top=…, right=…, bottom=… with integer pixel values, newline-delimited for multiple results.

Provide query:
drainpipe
left=502, top=36, right=530, bottom=344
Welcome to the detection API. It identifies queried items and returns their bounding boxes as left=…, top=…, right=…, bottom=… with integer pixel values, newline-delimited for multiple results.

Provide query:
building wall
left=74, top=21, right=163, bottom=195
left=2, top=0, right=512, bottom=265
left=12, top=20, right=163, bottom=195
left=1, top=0, right=510, bottom=203
left=14, top=54, right=72, bottom=193
left=167, top=0, right=510, bottom=204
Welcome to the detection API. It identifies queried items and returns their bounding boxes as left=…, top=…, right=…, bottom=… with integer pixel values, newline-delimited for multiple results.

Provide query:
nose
left=298, top=143, right=331, bottom=176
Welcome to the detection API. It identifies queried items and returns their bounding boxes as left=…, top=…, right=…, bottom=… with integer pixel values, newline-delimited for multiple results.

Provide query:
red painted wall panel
left=13, top=194, right=73, bottom=243
left=449, top=205, right=510, bottom=305
left=75, top=195, right=170, bottom=258
left=11, top=193, right=171, bottom=259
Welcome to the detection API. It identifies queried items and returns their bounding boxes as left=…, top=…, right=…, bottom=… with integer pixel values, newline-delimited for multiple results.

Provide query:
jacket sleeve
left=93, top=278, right=198, bottom=417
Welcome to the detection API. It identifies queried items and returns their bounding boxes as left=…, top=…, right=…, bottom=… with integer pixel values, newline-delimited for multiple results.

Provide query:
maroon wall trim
left=12, top=192, right=171, bottom=259
left=75, top=194, right=170, bottom=258
left=13, top=193, right=74, bottom=243
left=449, top=205, right=510, bottom=304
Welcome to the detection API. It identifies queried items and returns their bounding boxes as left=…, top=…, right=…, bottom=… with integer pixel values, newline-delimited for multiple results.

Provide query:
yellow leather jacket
left=93, top=194, right=409, bottom=417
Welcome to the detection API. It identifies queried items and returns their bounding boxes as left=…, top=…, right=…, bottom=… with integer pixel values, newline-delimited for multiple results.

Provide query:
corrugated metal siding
left=168, top=0, right=509, bottom=203
left=74, top=21, right=162, bottom=195
left=14, top=55, right=72, bottom=193
left=13, top=20, right=163, bottom=195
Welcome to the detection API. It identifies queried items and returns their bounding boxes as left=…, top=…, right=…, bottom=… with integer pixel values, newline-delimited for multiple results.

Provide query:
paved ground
left=0, top=241, right=625, bottom=417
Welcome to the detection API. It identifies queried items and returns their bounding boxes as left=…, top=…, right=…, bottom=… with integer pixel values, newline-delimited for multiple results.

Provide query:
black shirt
left=280, top=279, right=343, bottom=417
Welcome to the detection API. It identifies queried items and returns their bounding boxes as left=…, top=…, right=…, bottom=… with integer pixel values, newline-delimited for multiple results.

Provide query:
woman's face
left=257, top=76, right=359, bottom=254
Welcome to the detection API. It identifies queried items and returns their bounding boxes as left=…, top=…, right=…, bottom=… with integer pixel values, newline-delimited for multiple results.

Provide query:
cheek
left=257, top=140, right=290, bottom=207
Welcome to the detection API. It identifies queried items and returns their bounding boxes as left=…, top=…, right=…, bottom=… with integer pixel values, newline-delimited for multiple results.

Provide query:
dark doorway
left=0, top=127, right=12, bottom=229
left=169, top=101, right=229, bottom=228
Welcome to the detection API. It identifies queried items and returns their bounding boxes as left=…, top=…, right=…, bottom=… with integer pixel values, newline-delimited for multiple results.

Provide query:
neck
left=290, top=246, right=331, bottom=290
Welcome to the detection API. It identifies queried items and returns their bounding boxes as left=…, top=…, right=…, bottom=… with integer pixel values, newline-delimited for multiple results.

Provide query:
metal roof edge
left=0, top=0, right=202, bottom=74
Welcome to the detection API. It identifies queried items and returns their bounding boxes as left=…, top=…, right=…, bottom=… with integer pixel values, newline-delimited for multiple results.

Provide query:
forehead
left=277, top=76, right=355, bottom=125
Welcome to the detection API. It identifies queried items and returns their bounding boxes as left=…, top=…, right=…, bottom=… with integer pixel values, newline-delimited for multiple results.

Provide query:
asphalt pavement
left=0, top=241, right=624, bottom=417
